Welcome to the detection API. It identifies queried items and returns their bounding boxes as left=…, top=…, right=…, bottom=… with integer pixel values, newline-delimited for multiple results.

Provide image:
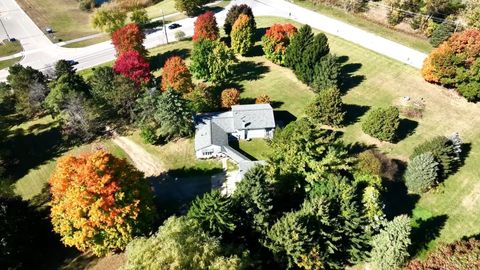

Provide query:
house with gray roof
left=194, top=104, right=275, bottom=161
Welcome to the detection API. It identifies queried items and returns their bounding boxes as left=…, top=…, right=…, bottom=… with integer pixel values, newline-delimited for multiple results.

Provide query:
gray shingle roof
left=231, top=104, right=275, bottom=130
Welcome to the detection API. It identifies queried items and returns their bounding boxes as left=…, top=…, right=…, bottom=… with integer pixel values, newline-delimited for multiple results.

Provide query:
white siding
left=246, top=129, right=266, bottom=139
left=196, top=145, right=223, bottom=159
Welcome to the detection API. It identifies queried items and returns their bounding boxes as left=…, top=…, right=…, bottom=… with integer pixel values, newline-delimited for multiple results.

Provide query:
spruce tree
left=154, top=89, right=194, bottom=141
left=298, top=33, right=330, bottom=85
left=404, top=152, right=439, bottom=193
left=312, top=54, right=341, bottom=92
left=285, top=24, right=314, bottom=74
left=306, top=87, right=345, bottom=127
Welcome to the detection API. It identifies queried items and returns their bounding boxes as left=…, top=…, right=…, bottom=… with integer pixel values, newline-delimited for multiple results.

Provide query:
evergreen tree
left=404, top=152, right=439, bottom=193
left=285, top=24, right=313, bottom=74
left=306, top=87, right=345, bottom=127
left=312, top=54, right=341, bottom=92
left=187, top=189, right=236, bottom=236
left=412, top=136, right=457, bottom=178
left=430, top=21, right=456, bottom=47
left=154, top=89, right=194, bottom=141
left=231, top=14, right=255, bottom=55
left=370, top=215, right=411, bottom=270
left=232, top=165, right=273, bottom=233
left=448, top=132, right=463, bottom=161
left=361, top=106, right=400, bottom=142
left=298, top=33, right=330, bottom=85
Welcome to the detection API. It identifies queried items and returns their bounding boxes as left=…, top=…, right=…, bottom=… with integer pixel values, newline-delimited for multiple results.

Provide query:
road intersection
left=0, top=0, right=428, bottom=81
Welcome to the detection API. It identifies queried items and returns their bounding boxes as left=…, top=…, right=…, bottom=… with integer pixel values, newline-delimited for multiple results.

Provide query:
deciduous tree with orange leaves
left=161, top=56, right=194, bottom=93
left=192, top=11, right=219, bottom=42
left=422, top=29, right=480, bottom=102
left=113, top=50, right=151, bottom=84
left=49, top=150, right=156, bottom=256
left=112, top=23, right=146, bottom=56
left=261, top=23, right=297, bottom=65
left=220, top=88, right=240, bottom=109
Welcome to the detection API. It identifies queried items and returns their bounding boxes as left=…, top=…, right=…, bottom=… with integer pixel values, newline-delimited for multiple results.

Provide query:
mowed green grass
left=0, top=40, right=23, bottom=57
left=11, top=116, right=129, bottom=200
left=291, top=0, right=433, bottom=53
left=0, top=57, right=21, bottom=70
left=16, top=0, right=97, bottom=41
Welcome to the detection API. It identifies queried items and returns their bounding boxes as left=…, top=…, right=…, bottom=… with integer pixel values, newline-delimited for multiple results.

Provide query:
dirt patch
left=462, top=182, right=480, bottom=210
left=112, top=136, right=165, bottom=177
left=87, top=253, right=126, bottom=270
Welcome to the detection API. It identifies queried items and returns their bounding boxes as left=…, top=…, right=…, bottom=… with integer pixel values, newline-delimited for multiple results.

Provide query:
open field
left=291, top=0, right=433, bottom=53
left=0, top=40, right=23, bottom=57
left=16, top=0, right=97, bottom=41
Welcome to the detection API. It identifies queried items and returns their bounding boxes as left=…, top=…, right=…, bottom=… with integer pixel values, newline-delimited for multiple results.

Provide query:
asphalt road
left=0, top=0, right=428, bottom=81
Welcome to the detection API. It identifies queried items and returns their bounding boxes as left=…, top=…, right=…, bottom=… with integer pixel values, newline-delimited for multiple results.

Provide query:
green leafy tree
left=404, top=153, right=439, bottom=193
left=412, top=136, right=457, bottom=178
left=232, top=165, right=273, bottom=233
left=190, top=39, right=236, bottom=83
left=312, top=54, right=341, bottom=91
left=130, top=8, right=149, bottom=26
left=361, top=106, right=400, bottom=142
left=466, top=0, right=480, bottom=28
left=91, top=4, right=127, bottom=33
left=122, top=216, right=244, bottom=270
left=175, top=0, right=211, bottom=16
left=306, top=87, right=345, bottom=127
left=187, top=190, right=236, bottom=236
left=6, top=64, right=48, bottom=117
left=370, top=215, right=411, bottom=270
left=154, top=89, right=194, bottom=141
left=186, top=83, right=217, bottom=113
left=224, top=4, right=256, bottom=36
left=285, top=24, right=314, bottom=74
left=231, top=14, right=255, bottom=55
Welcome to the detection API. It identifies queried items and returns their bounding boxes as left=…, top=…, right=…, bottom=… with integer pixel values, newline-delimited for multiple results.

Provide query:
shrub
left=255, top=94, right=270, bottom=104
left=161, top=56, right=194, bottom=93
left=261, top=24, right=297, bottom=65
left=429, top=21, right=455, bottom=47
left=356, top=150, right=383, bottom=176
left=370, top=215, right=411, bottom=270
left=140, top=125, right=157, bottom=144
left=49, top=150, right=155, bottom=256
left=224, top=4, right=255, bottom=36
left=405, top=238, right=480, bottom=270
left=412, top=136, right=457, bottom=178
left=404, top=153, right=439, bottom=193
left=220, top=88, right=240, bottom=109
left=192, top=11, right=219, bottom=41
left=231, top=14, right=255, bottom=55
left=174, top=30, right=186, bottom=40
left=361, top=106, right=400, bottom=142
left=111, top=23, right=146, bottom=56
left=306, top=87, right=345, bottom=127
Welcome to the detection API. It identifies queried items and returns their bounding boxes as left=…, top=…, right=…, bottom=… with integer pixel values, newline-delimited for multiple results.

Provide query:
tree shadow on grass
left=395, top=118, right=418, bottom=142
left=337, top=56, right=365, bottom=93
left=343, top=104, right=370, bottom=126
left=410, top=215, right=448, bottom=257
left=231, top=61, right=270, bottom=82
left=382, top=165, right=420, bottom=219
left=149, top=48, right=191, bottom=72
left=148, top=167, right=223, bottom=220
left=274, top=110, right=297, bottom=127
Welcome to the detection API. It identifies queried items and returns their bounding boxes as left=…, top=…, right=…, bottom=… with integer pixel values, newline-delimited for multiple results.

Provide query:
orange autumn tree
left=111, top=23, right=146, bottom=56
left=221, top=88, right=240, bottom=109
left=261, top=23, right=297, bottom=65
left=161, top=56, right=194, bottom=93
left=49, top=150, right=156, bottom=256
left=192, top=11, right=219, bottom=42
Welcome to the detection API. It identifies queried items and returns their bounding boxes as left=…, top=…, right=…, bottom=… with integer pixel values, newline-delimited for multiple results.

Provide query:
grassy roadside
left=62, top=34, right=111, bottom=48
left=0, top=40, right=23, bottom=57
left=291, top=0, right=433, bottom=53
left=0, top=57, right=22, bottom=70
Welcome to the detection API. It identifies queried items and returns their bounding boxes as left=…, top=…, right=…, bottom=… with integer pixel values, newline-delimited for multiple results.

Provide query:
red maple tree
left=113, top=50, right=151, bottom=84
left=192, top=11, right=219, bottom=42
left=161, top=56, right=194, bottom=93
left=111, top=23, right=146, bottom=56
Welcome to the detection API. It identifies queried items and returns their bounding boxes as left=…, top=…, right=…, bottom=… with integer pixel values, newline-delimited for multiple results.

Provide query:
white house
left=194, top=104, right=276, bottom=161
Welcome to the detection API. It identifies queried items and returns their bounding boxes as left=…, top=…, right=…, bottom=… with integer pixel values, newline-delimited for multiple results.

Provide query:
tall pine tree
left=285, top=24, right=313, bottom=75
left=154, top=89, right=194, bottom=141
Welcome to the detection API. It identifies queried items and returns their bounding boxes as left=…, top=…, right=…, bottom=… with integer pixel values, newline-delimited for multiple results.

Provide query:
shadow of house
left=410, top=215, right=448, bottom=257
left=149, top=48, right=191, bottom=71
left=343, top=103, right=370, bottom=126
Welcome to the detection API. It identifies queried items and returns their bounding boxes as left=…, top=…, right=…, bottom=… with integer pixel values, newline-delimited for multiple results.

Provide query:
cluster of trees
left=91, top=2, right=149, bottom=34
left=404, top=133, right=463, bottom=193
left=422, top=29, right=480, bottom=102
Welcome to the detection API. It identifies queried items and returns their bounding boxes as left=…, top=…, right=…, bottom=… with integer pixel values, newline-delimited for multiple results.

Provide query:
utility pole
left=162, top=9, right=168, bottom=44
left=0, top=14, right=11, bottom=41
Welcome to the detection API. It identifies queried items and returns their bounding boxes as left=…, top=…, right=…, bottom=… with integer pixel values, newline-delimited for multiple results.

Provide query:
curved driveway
left=0, top=0, right=427, bottom=81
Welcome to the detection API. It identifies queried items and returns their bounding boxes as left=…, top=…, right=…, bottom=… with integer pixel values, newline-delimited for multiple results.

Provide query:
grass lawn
left=231, top=139, right=271, bottom=161
left=291, top=0, right=433, bottom=53
left=146, top=0, right=230, bottom=20
left=0, top=40, right=23, bottom=57
left=63, top=34, right=110, bottom=48
left=0, top=56, right=21, bottom=70
left=16, top=0, right=97, bottom=41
